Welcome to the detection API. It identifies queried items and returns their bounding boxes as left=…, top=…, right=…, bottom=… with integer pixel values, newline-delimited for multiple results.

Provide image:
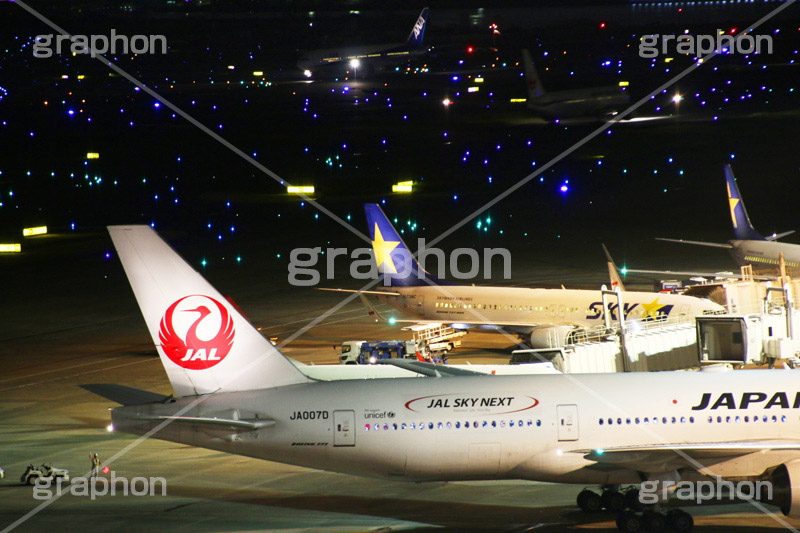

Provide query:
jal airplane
left=521, top=49, right=630, bottom=120
left=297, top=8, right=429, bottom=77
left=658, top=165, right=800, bottom=270
left=87, top=225, right=800, bottom=531
left=337, top=204, right=722, bottom=348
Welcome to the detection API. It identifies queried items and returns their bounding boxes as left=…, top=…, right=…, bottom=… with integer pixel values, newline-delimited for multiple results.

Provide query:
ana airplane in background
left=297, top=8, right=429, bottom=77
left=327, top=204, right=722, bottom=348
left=87, top=224, right=800, bottom=532
left=521, top=49, right=629, bottom=120
left=659, top=165, right=800, bottom=269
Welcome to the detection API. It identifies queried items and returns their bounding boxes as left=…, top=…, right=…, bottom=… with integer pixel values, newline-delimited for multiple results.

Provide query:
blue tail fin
left=724, top=165, right=763, bottom=241
left=364, top=203, right=448, bottom=287
left=405, top=8, right=428, bottom=48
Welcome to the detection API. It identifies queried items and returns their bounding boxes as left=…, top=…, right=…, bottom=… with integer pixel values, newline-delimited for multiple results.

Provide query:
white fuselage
left=374, top=285, right=721, bottom=332
left=114, top=369, right=800, bottom=484
left=733, top=239, right=800, bottom=269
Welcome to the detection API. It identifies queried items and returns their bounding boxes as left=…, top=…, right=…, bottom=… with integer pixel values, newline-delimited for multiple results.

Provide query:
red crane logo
left=158, top=295, right=235, bottom=370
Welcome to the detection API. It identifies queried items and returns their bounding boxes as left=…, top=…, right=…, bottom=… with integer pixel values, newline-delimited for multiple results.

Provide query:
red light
left=600, top=22, right=606, bottom=28
left=102, top=466, right=110, bottom=474
left=467, top=46, right=474, bottom=53
left=730, top=27, right=737, bottom=34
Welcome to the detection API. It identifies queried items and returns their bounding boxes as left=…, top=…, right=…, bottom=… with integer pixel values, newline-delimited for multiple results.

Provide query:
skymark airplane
left=658, top=165, right=800, bottom=270
left=88, top=225, right=800, bottom=532
left=340, top=204, right=721, bottom=348
left=521, top=49, right=630, bottom=120
left=297, top=8, right=429, bottom=77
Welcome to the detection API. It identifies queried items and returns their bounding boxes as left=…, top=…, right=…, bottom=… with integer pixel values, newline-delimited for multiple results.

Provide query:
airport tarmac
left=2, top=232, right=800, bottom=532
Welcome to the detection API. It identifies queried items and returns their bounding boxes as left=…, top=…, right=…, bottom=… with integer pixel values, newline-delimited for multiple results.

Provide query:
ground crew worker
left=90, top=453, right=101, bottom=477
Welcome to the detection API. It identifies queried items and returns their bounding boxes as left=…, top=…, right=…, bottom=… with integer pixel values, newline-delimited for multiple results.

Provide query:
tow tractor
left=20, top=464, right=69, bottom=485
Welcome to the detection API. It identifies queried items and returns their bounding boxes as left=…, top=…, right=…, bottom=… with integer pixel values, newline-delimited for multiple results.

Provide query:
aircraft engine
left=528, top=325, right=579, bottom=349
left=766, top=461, right=800, bottom=517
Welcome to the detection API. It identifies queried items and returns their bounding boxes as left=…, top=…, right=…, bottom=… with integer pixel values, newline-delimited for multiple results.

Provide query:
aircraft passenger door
left=557, top=404, right=579, bottom=441
left=333, top=410, right=355, bottom=447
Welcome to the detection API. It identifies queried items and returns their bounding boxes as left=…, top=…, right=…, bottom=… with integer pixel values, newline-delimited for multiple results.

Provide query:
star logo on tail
left=372, top=223, right=400, bottom=273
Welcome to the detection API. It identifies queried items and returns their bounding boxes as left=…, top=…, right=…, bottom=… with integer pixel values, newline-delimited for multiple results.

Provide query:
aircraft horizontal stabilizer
left=319, top=288, right=402, bottom=296
left=766, top=230, right=796, bottom=241
left=656, top=237, right=733, bottom=249
left=80, top=384, right=171, bottom=406
left=135, top=414, right=275, bottom=431
left=376, top=359, right=489, bottom=377
left=625, top=268, right=777, bottom=281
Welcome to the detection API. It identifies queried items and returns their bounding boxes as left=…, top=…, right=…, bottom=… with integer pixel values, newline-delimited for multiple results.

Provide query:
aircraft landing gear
left=615, top=509, right=693, bottom=532
left=577, top=487, right=625, bottom=512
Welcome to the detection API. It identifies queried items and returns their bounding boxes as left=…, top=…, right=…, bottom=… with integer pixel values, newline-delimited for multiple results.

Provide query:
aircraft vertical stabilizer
left=522, top=49, right=545, bottom=99
left=108, top=225, right=311, bottom=397
left=405, top=8, right=429, bottom=48
left=724, top=165, right=764, bottom=241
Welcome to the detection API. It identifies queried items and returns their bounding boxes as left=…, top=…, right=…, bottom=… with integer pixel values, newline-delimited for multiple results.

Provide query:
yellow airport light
left=392, top=181, right=413, bottom=193
left=23, top=226, right=47, bottom=237
left=77, top=75, right=85, bottom=80
left=61, top=75, right=69, bottom=79
left=510, top=98, right=527, bottom=103
left=253, top=71, right=264, bottom=77
left=228, top=65, right=235, bottom=70
left=475, top=77, right=484, bottom=83
left=86, top=152, right=100, bottom=159
left=287, top=185, right=315, bottom=194
left=0, top=244, right=21, bottom=253
left=468, top=86, right=479, bottom=93
left=619, top=81, right=629, bottom=87
left=664, top=57, right=673, bottom=63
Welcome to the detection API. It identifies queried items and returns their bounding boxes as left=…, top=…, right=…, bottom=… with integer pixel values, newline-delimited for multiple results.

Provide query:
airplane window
left=510, top=420, right=516, bottom=427
left=680, top=417, right=686, bottom=423
left=652, top=417, right=658, bottom=425
left=536, top=420, right=541, bottom=427
left=420, top=423, right=425, bottom=430
left=500, top=420, right=506, bottom=428
left=446, top=422, right=452, bottom=429
left=482, top=421, right=488, bottom=428
left=717, top=416, right=722, bottom=423
left=598, top=419, right=604, bottom=425
left=410, top=422, right=415, bottom=429
left=392, top=423, right=398, bottom=430
left=607, top=418, right=613, bottom=425
left=744, top=416, right=749, bottom=423
left=375, top=424, right=381, bottom=431
left=455, top=422, right=461, bottom=429
left=725, top=417, right=730, bottom=423
left=689, top=417, right=694, bottom=423
left=708, top=416, right=713, bottom=423
left=626, top=418, right=631, bottom=425
left=365, top=424, right=370, bottom=431
left=772, top=416, right=778, bottom=422
left=437, top=422, right=443, bottom=429
left=734, top=417, right=740, bottom=423
left=643, top=417, right=649, bottom=424
left=782, top=415, right=787, bottom=422
left=635, top=417, right=640, bottom=424
left=672, top=417, right=677, bottom=424
left=383, top=424, right=389, bottom=430
left=491, top=420, right=497, bottom=428
left=662, top=417, right=668, bottom=424
left=763, top=415, right=768, bottom=422
left=401, top=423, right=407, bottom=430
left=617, top=418, right=622, bottom=425
left=428, top=422, right=434, bottom=429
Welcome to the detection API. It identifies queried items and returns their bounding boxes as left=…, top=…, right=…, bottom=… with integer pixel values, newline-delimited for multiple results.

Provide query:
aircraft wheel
left=616, top=511, right=643, bottom=532
left=624, top=487, right=641, bottom=511
left=666, top=509, right=694, bottom=532
left=601, top=490, right=626, bottom=512
left=642, top=510, right=666, bottom=532
left=577, top=489, right=602, bottom=512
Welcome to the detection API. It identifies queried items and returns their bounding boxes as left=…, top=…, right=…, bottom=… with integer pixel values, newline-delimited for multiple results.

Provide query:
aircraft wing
left=319, top=288, right=402, bottom=296
left=625, top=268, right=777, bottom=282
left=656, top=237, right=734, bottom=249
left=577, top=440, right=800, bottom=470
